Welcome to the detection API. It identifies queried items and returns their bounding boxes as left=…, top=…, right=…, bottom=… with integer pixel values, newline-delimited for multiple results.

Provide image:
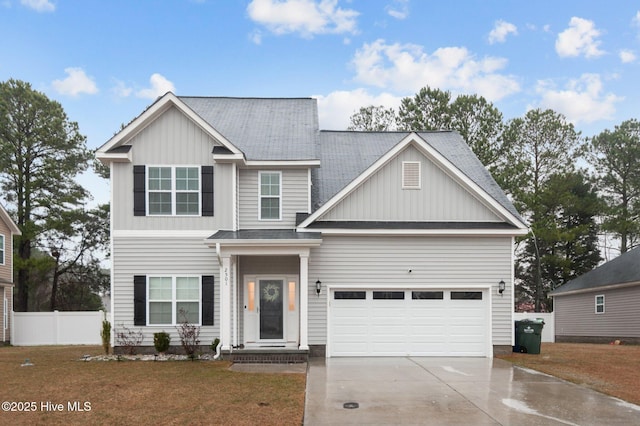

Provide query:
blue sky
left=2, top=0, right=640, bottom=205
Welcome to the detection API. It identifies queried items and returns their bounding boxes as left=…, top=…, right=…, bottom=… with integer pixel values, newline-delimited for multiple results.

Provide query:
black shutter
left=201, top=166, right=214, bottom=216
left=202, top=275, right=214, bottom=325
left=133, top=275, right=146, bottom=326
left=133, top=165, right=146, bottom=216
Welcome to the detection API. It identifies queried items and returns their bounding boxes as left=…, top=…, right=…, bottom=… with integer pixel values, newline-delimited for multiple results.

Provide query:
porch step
left=224, top=349, right=309, bottom=364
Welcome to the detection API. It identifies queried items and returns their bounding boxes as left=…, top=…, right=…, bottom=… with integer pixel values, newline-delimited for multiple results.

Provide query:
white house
left=96, top=93, right=527, bottom=360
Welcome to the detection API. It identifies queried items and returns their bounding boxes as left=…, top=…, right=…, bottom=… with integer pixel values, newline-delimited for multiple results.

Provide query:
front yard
left=497, top=342, right=640, bottom=406
left=0, top=345, right=305, bottom=425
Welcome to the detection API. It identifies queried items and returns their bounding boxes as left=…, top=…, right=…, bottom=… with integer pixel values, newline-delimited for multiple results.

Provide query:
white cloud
left=351, top=39, right=520, bottom=101
left=488, top=20, right=517, bottom=44
left=386, top=0, right=409, bottom=20
left=21, top=0, right=54, bottom=12
left=314, top=88, right=402, bottom=130
left=536, top=74, right=622, bottom=124
left=246, top=0, right=358, bottom=38
left=136, top=74, right=175, bottom=99
left=111, top=80, right=133, bottom=98
left=52, top=68, right=98, bottom=96
left=619, top=49, right=636, bottom=63
left=555, top=17, right=605, bottom=58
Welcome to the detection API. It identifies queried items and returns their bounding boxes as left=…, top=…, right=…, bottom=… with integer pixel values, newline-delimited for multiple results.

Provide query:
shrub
left=154, top=331, right=171, bottom=354
left=100, top=319, right=111, bottom=355
left=116, top=325, right=144, bottom=355
left=176, top=309, right=200, bottom=360
left=210, top=338, right=220, bottom=353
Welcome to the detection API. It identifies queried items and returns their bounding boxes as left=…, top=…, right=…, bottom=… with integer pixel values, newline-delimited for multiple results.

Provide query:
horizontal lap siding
left=555, top=286, right=640, bottom=338
left=238, top=169, right=309, bottom=229
left=112, top=236, right=219, bottom=347
left=307, top=236, right=513, bottom=346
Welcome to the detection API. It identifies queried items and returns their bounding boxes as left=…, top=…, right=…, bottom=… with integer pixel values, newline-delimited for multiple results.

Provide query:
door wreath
left=262, top=283, right=280, bottom=302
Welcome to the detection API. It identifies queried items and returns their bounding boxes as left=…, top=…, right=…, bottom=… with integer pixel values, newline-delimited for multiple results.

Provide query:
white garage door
left=329, top=289, right=489, bottom=357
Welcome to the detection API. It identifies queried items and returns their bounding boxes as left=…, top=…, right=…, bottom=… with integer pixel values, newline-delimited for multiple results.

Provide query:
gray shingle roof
left=180, top=97, right=318, bottom=161
left=550, top=247, right=640, bottom=295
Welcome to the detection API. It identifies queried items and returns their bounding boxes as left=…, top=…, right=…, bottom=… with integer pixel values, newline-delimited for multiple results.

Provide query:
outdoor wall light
left=315, top=280, right=322, bottom=296
left=498, top=280, right=506, bottom=295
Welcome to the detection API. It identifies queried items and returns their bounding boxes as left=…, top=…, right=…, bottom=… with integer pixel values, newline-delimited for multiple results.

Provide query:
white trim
left=244, top=160, right=321, bottom=168
left=96, top=151, right=131, bottom=164
left=299, top=133, right=527, bottom=230
left=595, top=294, right=605, bottom=314
left=232, top=163, right=238, bottom=231
left=258, top=171, right=282, bottom=221
left=113, top=230, right=213, bottom=238
left=0, top=204, right=20, bottom=235
left=97, top=92, right=243, bottom=158
left=307, top=168, right=312, bottom=214
left=298, top=227, right=529, bottom=236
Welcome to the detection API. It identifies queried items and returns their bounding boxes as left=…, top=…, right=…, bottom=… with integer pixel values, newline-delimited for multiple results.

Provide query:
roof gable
left=551, top=247, right=640, bottom=296
left=302, top=131, right=526, bottom=230
left=0, top=204, right=21, bottom=235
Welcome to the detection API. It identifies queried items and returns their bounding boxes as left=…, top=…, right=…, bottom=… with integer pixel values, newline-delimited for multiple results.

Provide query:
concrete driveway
left=304, top=357, right=640, bottom=425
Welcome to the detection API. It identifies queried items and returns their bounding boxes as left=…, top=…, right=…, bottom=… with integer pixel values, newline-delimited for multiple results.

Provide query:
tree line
left=0, top=79, right=109, bottom=312
left=349, top=87, right=640, bottom=311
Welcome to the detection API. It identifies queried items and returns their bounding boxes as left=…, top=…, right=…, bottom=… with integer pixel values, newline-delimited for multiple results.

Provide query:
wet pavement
left=304, top=357, right=640, bottom=425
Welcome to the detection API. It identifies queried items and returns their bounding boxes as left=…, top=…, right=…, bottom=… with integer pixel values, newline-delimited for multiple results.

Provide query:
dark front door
left=259, top=279, right=284, bottom=340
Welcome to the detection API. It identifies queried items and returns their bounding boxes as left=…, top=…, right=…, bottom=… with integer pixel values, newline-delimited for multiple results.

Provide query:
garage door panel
left=329, top=289, right=488, bottom=357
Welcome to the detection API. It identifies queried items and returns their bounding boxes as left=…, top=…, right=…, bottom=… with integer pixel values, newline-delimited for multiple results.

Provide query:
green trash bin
left=515, top=319, right=544, bottom=354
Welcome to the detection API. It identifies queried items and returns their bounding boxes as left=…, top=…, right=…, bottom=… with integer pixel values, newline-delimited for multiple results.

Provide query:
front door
left=259, top=279, right=284, bottom=340
left=244, top=276, right=299, bottom=346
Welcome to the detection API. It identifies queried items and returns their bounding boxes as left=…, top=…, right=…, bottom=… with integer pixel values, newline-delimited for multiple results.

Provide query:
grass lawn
left=0, top=345, right=306, bottom=425
left=497, top=342, right=640, bottom=406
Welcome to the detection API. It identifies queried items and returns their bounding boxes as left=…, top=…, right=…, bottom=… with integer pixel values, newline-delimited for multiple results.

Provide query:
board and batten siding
left=238, top=169, right=309, bottom=229
left=307, top=235, right=514, bottom=347
left=554, top=286, right=640, bottom=338
left=111, top=106, right=234, bottom=231
left=319, top=145, right=502, bottom=222
left=112, top=236, right=220, bottom=346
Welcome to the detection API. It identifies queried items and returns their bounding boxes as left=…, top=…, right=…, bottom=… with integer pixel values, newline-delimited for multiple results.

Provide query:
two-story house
left=96, top=93, right=527, bottom=360
left=0, top=204, right=20, bottom=344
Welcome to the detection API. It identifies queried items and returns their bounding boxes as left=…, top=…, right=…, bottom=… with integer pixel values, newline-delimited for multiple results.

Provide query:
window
left=147, top=166, right=200, bottom=215
left=373, top=291, right=405, bottom=300
left=595, top=295, right=605, bottom=314
left=259, top=171, right=281, bottom=220
left=451, top=291, right=483, bottom=300
left=0, top=234, right=4, bottom=265
left=412, top=291, right=444, bottom=300
left=334, top=291, right=366, bottom=300
left=148, top=276, right=201, bottom=325
left=402, top=161, right=421, bottom=189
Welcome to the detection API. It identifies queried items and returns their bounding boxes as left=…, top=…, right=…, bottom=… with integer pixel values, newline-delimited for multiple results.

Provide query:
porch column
left=220, top=255, right=232, bottom=351
left=299, top=253, right=309, bottom=351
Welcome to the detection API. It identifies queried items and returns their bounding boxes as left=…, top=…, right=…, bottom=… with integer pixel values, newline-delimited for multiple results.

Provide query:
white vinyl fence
left=12, top=310, right=104, bottom=346
left=514, top=312, right=555, bottom=343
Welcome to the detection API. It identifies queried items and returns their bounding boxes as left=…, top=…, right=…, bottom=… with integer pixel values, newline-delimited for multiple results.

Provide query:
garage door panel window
left=334, top=291, right=366, bottom=299
left=373, top=291, right=405, bottom=300
left=412, top=291, right=444, bottom=300
left=451, top=291, right=483, bottom=300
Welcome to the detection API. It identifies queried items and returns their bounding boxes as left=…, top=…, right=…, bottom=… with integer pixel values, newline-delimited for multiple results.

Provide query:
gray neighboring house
left=96, top=93, right=527, bottom=359
left=550, top=247, right=640, bottom=344
left=0, top=204, right=21, bottom=344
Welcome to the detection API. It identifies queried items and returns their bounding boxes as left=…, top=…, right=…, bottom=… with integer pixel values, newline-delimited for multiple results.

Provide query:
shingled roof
left=550, top=247, right=640, bottom=296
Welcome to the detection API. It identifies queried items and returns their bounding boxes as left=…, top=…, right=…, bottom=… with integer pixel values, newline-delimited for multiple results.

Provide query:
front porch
left=206, top=229, right=322, bottom=361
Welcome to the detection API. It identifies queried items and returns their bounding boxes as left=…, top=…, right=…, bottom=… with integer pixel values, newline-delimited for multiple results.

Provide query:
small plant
left=154, top=331, right=171, bottom=354
left=100, top=318, right=111, bottom=355
left=116, top=324, right=144, bottom=355
left=210, top=338, right=220, bottom=353
left=176, top=309, right=200, bottom=360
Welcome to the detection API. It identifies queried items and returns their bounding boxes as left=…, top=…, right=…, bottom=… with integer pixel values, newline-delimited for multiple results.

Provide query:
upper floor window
left=147, top=166, right=200, bottom=215
left=0, top=234, right=4, bottom=265
left=595, top=295, right=605, bottom=314
left=259, top=171, right=281, bottom=220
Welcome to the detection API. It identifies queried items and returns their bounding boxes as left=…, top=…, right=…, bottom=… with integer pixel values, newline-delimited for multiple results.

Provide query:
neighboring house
left=0, top=204, right=21, bottom=344
left=96, top=93, right=527, bottom=359
left=550, top=247, right=640, bottom=344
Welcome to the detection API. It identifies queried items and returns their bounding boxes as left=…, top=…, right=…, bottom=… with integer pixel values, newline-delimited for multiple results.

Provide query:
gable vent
left=402, top=161, right=421, bottom=189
